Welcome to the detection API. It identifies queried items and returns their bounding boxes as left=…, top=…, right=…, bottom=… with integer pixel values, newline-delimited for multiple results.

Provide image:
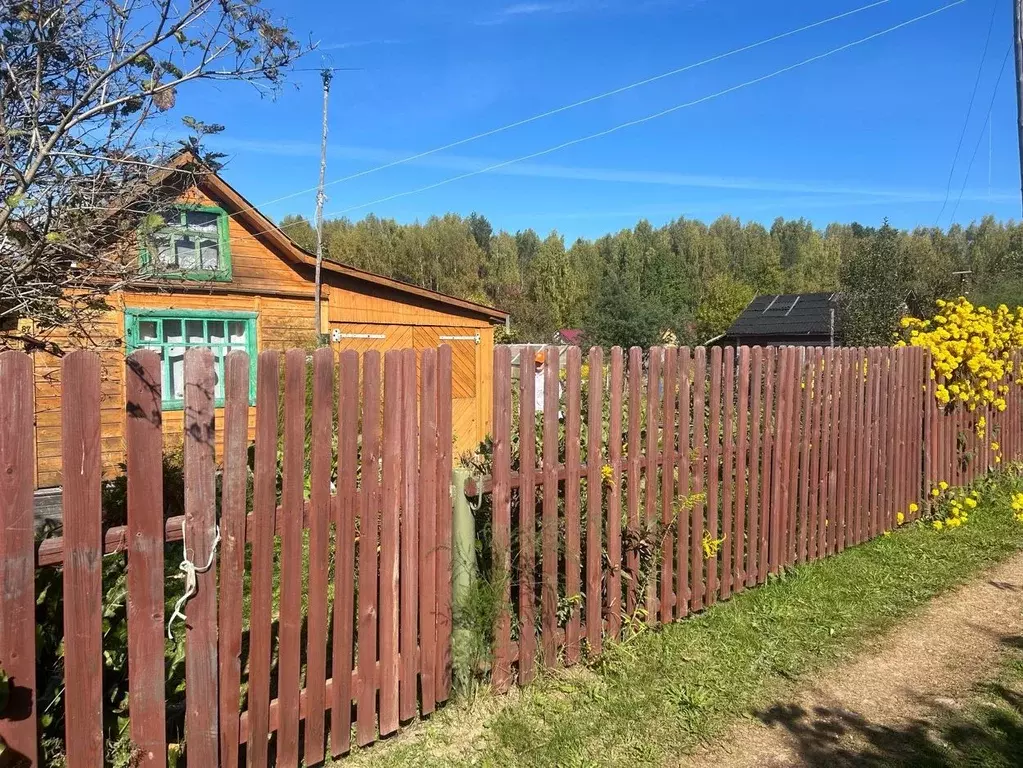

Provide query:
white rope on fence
left=167, top=519, right=221, bottom=641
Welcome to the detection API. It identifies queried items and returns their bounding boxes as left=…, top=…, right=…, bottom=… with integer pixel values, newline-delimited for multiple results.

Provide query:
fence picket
left=676, top=348, right=693, bottom=612
left=825, top=347, right=842, bottom=555
left=706, top=347, right=722, bottom=604
left=218, top=352, right=248, bottom=768
left=691, top=347, right=708, bottom=610
left=419, top=348, right=440, bottom=707
left=852, top=349, right=868, bottom=543
left=380, top=351, right=402, bottom=734
left=587, top=346, right=606, bottom=650
left=797, top=350, right=814, bottom=564
left=518, top=346, right=538, bottom=681
left=399, top=349, right=418, bottom=722
left=745, top=347, right=763, bottom=586
left=124, top=351, right=167, bottom=768
left=607, top=348, right=625, bottom=638
left=721, top=346, right=735, bottom=599
left=660, top=346, right=677, bottom=620
left=837, top=348, right=854, bottom=552
left=734, top=347, right=751, bottom=589
left=565, top=346, right=583, bottom=655
left=277, top=351, right=307, bottom=765
left=626, top=346, right=642, bottom=618
left=808, top=348, right=826, bottom=558
left=359, top=352, right=382, bottom=745
left=769, top=347, right=790, bottom=575
left=0, top=352, right=37, bottom=766
left=182, top=349, right=219, bottom=767
left=758, top=348, right=776, bottom=585
left=436, top=345, right=454, bottom=700
left=249, top=352, right=279, bottom=767
left=785, top=348, right=802, bottom=565
left=304, top=348, right=333, bottom=764
left=331, top=351, right=359, bottom=757
left=542, top=345, right=560, bottom=663
left=492, top=346, right=513, bottom=690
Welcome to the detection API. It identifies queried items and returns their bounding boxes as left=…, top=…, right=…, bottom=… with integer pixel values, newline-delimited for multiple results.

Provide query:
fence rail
left=481, top=344, right=1023, bottom=688
left=0, top=345, right=453, bottom=767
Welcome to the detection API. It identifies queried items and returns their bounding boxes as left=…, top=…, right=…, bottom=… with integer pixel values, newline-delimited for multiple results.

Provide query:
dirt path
left=679, top=550, right=1023, bottom=768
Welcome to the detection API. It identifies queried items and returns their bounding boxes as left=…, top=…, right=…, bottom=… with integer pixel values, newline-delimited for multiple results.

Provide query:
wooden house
left=24, top=155, right=508, bottom=492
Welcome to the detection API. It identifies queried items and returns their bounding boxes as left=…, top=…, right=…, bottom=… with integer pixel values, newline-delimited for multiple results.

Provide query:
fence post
left=451, top=467, right=478, bottom=690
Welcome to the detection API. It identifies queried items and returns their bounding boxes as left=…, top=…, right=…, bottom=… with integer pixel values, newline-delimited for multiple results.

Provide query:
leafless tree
left=0, top=0, right=308, bottom=350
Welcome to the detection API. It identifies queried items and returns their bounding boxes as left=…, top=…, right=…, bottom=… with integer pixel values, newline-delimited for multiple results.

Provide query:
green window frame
left=140, top=204, right=232, bottom=281
left=124, top=309, right=257, bottom=410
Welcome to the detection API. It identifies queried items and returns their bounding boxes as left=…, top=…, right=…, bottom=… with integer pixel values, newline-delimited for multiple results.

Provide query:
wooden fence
left=1, top=342, right=1022, bottom=766
left=0, top=345, right=453, bottom=767
left=483, top=344, right=1023, bottom=689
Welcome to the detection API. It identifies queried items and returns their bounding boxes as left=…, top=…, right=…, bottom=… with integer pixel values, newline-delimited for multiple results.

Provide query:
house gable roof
left=163, top=153, right=509, bottom=323
left=727, top=292, right=838, bottom=339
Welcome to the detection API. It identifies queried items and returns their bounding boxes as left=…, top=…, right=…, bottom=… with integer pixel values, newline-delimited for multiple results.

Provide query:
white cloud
left=210, top=136, right=1016, bottom=205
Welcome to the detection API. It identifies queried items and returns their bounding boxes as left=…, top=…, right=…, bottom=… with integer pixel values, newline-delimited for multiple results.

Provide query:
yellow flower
left=939, top=481, right=949, bottom=491
left=702, top=532, right=726, bottom=559
left=933, top=520, right=944, bottom=530
left=991, top=441, right=1000, bottom=452
left=964, top=497, right=977, bottom=508
left=931, top=488, right=941, bottom=498
left=601, top=464, right=614, bottom=488
left=908, top=503, right=919, bottom=514
left=896, top=512, right=905, bottom=525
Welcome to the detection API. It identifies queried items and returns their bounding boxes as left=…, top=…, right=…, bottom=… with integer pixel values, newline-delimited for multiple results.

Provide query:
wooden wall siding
left=327, top=282, right=492, bottom=328
left=331, top=324, right=414, bottom=356
left=411, top=327, right=478, bottom=398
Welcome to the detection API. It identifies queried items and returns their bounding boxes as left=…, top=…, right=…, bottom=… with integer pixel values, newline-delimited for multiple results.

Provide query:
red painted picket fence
left=0, top=345, right=452, bottom=767
left=481, top=344, right=1023, bottom=689
left=1, top=342, right=1022, bottom=765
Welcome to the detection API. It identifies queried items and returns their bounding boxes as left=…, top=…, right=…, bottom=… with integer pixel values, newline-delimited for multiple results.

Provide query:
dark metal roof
left=727, top=292, right=838, bottom=339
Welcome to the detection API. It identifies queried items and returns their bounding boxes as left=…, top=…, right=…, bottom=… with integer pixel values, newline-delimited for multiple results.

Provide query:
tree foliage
left=1, top=0, right=306, bottom=344
left=282, top=210, right=1023, bottom=349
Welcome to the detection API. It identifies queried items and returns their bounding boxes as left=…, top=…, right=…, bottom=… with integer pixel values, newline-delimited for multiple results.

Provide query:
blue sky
left=182, top=0, right=1019, bottom=240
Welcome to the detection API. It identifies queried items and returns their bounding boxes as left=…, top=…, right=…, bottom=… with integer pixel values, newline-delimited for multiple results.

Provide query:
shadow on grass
left=754, top=651, right=1023, bottom=768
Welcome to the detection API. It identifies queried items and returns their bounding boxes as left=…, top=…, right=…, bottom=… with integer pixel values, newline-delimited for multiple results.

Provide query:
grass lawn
left=337, top=470, right=1023, bottom=767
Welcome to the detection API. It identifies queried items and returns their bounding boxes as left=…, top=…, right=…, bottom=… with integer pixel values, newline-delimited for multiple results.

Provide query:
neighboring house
left=722, top=292, right=839, bottom=347
left=21, top=153, right=508, bottom=492
left=554, top=328, right=583, bottom=346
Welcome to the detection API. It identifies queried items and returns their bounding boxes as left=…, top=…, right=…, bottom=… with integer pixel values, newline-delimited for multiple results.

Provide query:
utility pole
left=1014, top=0, right=1023, bottom=214
left=314, top=68, right=333, bottom=345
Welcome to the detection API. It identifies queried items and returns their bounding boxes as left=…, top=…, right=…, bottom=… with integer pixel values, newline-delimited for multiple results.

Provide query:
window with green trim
left=125, top=310, right=257, bottom=409
left=143, top=205, right=231, bottom=280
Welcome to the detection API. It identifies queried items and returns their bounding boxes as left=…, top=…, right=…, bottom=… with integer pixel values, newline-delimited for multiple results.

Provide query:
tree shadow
left=754, top=684, right=1023, bottom=767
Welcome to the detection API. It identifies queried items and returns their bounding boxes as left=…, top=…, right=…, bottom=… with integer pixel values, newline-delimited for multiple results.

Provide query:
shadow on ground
left=753, top=637, right=1023, bottom=768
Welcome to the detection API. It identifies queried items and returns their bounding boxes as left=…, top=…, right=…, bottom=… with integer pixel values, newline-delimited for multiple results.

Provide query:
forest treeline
left=281, top=212, right=1023, bottom=349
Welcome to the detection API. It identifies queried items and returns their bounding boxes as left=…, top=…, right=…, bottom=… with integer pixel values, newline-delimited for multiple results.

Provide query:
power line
left=934, top=0, right=1000, bottom=226
left=948, top=43, right=1012, bottom=225
left=324, top=1, right=966, bottom=219
left=223, top=0, right=892, bottom=226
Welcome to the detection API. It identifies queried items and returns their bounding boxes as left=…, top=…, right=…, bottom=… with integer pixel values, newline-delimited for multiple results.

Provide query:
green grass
left=337, top=470, right=1023, bottom=767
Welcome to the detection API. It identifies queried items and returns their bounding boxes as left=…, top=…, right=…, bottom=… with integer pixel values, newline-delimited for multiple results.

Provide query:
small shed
left=724, top=292, right=839, bottom=347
